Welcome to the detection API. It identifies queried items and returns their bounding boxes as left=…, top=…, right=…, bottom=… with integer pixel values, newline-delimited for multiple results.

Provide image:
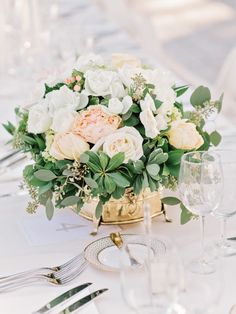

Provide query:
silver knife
left=32, top=283, right=92, bottom=314
left=58, top=288, right=108, bottom=314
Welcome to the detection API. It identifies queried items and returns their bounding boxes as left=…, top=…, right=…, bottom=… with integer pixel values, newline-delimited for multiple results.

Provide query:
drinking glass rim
left=181, top=150, right=221, bottom=165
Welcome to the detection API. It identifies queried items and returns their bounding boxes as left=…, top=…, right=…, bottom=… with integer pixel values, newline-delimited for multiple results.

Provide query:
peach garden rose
left=71, top=105, right=121, bottom=144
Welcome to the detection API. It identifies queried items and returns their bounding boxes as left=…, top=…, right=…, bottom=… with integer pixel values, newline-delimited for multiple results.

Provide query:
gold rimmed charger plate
left=84, top=234, right=166, bottom=272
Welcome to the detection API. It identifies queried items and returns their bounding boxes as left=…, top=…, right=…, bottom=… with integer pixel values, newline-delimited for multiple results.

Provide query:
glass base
left=166, top=303, right=187, bottom=314
left=216, top=240, right=236, bottom=257
left=187, top=259, right=215, bottom=274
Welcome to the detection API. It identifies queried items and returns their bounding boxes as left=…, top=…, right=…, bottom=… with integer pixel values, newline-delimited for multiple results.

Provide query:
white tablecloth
left=1, top=1, right=236, bottom=313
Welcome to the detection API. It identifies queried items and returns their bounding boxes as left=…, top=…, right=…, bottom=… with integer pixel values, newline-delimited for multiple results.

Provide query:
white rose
left=140, top=108, right=159, bottom=139
left=112, top=53, right=141, bottom=69
left=75, top=53, right=104, bottom=72
left=50, top=132, right=90, bottom=160
left=51, top=108, right=78, bottom=133
left=27, top=101, right=52, bottom=134
left=140, top=93, right=156, bottom=112
left=107, top=95, right=133, bottom=115
left=46, top=85, right=88, bottom=117
left=168, top=120, right=204, bottom=150
left=84, top=70, right=115, bottom=96
left=92, top=126, right=143, bottom=163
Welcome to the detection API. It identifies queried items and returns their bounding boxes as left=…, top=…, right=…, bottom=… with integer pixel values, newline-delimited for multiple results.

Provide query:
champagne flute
left=179, top=151, right=223, bottom=274
left=212, top=150, right=236, bottom=256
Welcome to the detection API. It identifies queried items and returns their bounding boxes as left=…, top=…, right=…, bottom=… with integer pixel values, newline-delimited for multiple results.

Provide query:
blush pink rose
left=71, top=105, right=121, bottom=144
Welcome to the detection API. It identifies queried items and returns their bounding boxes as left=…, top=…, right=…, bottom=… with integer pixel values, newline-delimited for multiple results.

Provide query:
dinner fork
left=0, top=259, right=88, bottom=292
left=0, top=252, right=84, bottom=284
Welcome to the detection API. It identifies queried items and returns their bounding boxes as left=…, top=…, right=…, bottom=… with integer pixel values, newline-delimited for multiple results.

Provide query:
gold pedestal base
left=79, top=189, right=170, bottom=225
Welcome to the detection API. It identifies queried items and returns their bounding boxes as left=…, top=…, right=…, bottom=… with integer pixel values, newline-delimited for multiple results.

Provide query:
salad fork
left=0, top=252, right=84, bottom=284
left=0, top=259, right=88, bottom=292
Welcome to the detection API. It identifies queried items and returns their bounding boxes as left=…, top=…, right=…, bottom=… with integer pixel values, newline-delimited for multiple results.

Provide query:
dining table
left=1, top=1, right=236, bottom=313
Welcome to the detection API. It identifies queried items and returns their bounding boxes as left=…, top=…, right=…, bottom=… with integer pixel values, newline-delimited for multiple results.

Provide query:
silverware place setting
left=32, top=283, right=108, bottom=314
left=0, top=252, right=87, bottom=292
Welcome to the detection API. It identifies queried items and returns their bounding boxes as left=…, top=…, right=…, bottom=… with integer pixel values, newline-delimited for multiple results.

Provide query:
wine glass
left=179, top=151, right=223, bottom=274
left=120, top=235, right=186, bottom=313
left=212, top=150, right=236, bottom=256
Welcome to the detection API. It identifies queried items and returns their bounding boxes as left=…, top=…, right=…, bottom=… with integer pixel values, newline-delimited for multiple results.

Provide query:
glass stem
left=200, top=215, right=205, bottom=261
left=220, top=217, right=227, bottom=246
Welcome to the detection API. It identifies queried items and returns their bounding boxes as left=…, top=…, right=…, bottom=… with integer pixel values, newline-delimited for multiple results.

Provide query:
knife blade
left=227, top=237, right=236, bottom=241
left=58, top=288, right=108, bottom=314
left=33, top=283, right=92, bottom=314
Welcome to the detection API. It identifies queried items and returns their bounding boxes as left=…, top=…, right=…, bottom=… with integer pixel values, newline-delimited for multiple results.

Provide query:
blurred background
left=0, top=0, right=235, bottom=136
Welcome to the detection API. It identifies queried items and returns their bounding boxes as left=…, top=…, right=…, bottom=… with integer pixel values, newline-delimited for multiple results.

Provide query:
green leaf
left=180, top=203, right=194, bottom=224
left=168, top=164, right=180, bottom=178
left=80, top=153, right=89, bottom=163
left=62, top=169, right=74, bottom=176
left=162, top=164, right=170, bottom=176
left=84, top=177, right=98, bottom=189
left=22, top=135, right=36, bottom=145
left=174, top=85, right=189, bottom=97
left=87, top=161, right=101, bottom=173
left=167, top=150, right=184, bottom=165
left=133, top=160, right=144, bottom=174
left=85, top=151, right=101, bottom=166
left=2, top=121, right=16, bottom=135
left=39, top=190, right=53, bottom=206
left=133, top=175, right=143, bottom=195
left=112, top=187, right=125, bottom=199
left=34, top=169, right=57, bottom=182
left=123, top=115, right=140, bottom=127
left=154, top=99, right=163, bottom=110
left=148, top=148, right=163, bottom=163
left=99, top=152, right=109, bottom=170
left=148, top=176, right=157, bottom=192
left=161, top=197, right=181, bottom=206
left=108, top=172, right=130, bottom=187
left=35, top=136, right=46, bottom=150
left=142, top=171, right=149, bottom=188
left=146, top=164, right=160, bottom=176
left=107, top=152, right=125, bottom=171
left=216, top=93, right=224, bottom=113
left=95, top=200, right=103, bottom=219
left=61, top=196, right=80, bottom=207
left=104, top=175, right=116, bottom=193
left=190, top=86, right=211, bottom=107
left=210, top=131, right=222, bottom=146
left=46, top=198, right=54, bottom=220
left=122, top=110, right=133, bottom=121
left=131, top=104, right=140, bottom=113
left=38, top=182, right=52, bottom=196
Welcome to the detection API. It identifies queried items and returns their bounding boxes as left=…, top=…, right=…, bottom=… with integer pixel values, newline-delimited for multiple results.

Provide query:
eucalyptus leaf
left=133, top=160, right=144, bottom=173
left=161, top=197, right=181, bottom=206
left=38, top=182, right=52, bottom=196
left=84, top=177, right=98, bottom=189
left=180, top=203, right=194, bottom=224
left=46, top=198, right=54, bottom=220
left=80, top=153, right=89, bottom=163
left=210, top=131, right=222, bottom=146
left=61, top=196, right=80, bottom=207
left=34, top=169, right=57, bottom=182
left=146, top=164, right=160, bottom=176
left=95, top=200, right=103, bottom=219
left=190, top=86, right=211, bottom=107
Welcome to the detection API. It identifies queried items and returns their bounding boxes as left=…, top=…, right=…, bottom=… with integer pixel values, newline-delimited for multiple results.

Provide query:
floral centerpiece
left=3, top=53, right=223, bottom=224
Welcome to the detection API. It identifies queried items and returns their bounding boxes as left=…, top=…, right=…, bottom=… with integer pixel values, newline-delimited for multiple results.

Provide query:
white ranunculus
left=155, top=86, right=176, bottom=115
left=27, top=101, right=52, bottom=134
left=92, top=126, right=143, bottom=163
left=118, top=64, right=142, bottom=87
left=168, top=120, right=204, bottom=150
left=155, top=114, right=168, bottom=131
left=110, top=77, right=126, bottom=98
left=84, top=70, right=115, bottom=96
left=51, top=108, right=78, bottom=133
left=50, top=132, right=90, bottom=160
left=107, top=95, right=133, bottom=115
left=122, top=95, right=133, bottom=114
left=75, top=53, right=105, bottom=72
left=140, top=108, right=159, bottom=139
left=140, top=93, right=156, bottom=112
left=108, top=98, right=124, bottom=115
left=46, top=85, right=87, bottom=117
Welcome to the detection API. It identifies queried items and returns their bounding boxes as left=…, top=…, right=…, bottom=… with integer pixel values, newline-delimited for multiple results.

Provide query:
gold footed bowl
left=79, top=189, right=169, bottom=225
